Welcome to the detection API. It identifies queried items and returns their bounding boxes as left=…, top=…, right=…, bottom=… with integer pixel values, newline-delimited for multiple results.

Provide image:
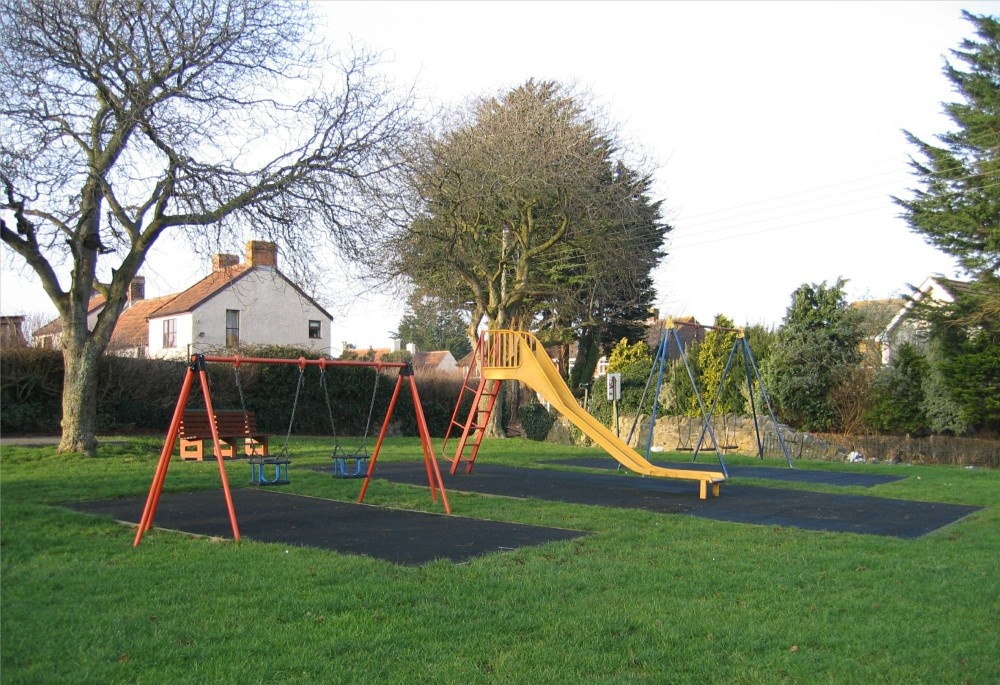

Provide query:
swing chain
left=356, top=368, right=381, bottom=455
left=319, top=367, right=344, bottom=457
left=233, top=363, right=260, bottom=457
left=281, top=366, right=305, bottom=459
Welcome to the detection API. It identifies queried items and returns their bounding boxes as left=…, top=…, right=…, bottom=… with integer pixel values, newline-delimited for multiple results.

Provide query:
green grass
left=2, top=436, right=998, bottom=684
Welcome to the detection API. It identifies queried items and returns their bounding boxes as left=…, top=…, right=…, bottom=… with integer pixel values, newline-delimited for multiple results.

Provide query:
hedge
left=0, top=347, right=470, bottom=439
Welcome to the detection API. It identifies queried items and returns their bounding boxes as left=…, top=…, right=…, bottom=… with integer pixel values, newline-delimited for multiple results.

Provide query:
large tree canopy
left=894, top=10, right=1000, bottom=324
left=377, top=80, right=669, bottom=348
left=0, top=0, right=417, bottom=454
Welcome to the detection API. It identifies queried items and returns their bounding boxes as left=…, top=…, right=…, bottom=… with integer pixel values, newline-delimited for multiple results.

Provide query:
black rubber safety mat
left=66, top=489, right=587, bottom=566
left=542, top=457, right=906, bottom=487
left=371, top=461, right=980, bottom=539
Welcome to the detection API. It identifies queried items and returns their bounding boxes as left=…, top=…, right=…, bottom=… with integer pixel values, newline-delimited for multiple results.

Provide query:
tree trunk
left=485, top=380, right=507, bottom=438
left=57, top=337, right=102, bottom=456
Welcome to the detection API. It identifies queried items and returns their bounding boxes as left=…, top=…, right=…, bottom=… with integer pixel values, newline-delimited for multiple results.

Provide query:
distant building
left=875, top=276, right=970, bottom=365
left=33, top=241, right=333, bottom=359
left=367, top=341, right=460, bottom=373
left=850, top=297, right=906, bottom=366
left=0, top=315, right=28, bottom=348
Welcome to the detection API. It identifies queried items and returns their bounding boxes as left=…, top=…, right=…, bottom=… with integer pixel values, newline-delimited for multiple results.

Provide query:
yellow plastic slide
left=481, top=331, right=725, bottom=499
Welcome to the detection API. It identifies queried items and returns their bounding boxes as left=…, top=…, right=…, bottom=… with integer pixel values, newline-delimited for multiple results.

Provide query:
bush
left=0, top=347, right=63, bottom=434
left=0, top=345, right=469, bottom=439
left=519, top=402, right=555, bottom=441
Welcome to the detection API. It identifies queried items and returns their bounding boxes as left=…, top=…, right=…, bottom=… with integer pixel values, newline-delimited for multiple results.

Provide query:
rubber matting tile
left=369, top=461, right=980, bottom=539
left=542, top=457, right=906, bottom=487
left=66, top=489, right=587, bottom=566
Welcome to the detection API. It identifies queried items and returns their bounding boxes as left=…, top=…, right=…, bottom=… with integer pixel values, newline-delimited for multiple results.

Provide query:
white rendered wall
left=147, top=312, right=194, bottom=360
left=184, top=269, right=331, bottom=357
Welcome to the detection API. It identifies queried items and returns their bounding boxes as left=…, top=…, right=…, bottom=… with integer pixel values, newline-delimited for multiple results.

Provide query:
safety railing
left=482, top=330, right=529, bottom=369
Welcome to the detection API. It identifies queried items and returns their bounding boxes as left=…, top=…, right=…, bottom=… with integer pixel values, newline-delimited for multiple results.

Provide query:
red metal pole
left=200, top=355, right=408, bottom=370
left=357, top=372, right=404, bottom=504
left=408, top=374, right=450, bottom=514
left=198, top=364, right=241, bottom=541
left=134, top=364, right=196, bottom=546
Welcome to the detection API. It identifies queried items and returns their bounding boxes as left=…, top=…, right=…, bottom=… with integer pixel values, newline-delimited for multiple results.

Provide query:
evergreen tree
left=697, top=315, right=744, bottom=415
left=920, top=338, right=972, bottom=435
left=595, top=337, right=654, bottom=419
left=894, top=10, right=1000, bottom=323
left=865, top=342, right=930, bottom=435
left=893, top=11, right=1000, bottom=431
left=394, top=290, right=472, bottom=359
left=764, top=279, right=864, bottom=431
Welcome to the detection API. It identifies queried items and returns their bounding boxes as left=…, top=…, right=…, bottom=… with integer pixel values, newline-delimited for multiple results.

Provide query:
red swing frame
left=133, top=353, right=450, bottom=547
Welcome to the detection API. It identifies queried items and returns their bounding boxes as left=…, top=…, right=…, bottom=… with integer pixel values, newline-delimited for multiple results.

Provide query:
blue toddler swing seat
left=321, top=366, right=379, bottom=479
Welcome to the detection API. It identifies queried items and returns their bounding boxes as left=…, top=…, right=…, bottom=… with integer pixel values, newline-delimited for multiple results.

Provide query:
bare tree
left=378, top=80, right=664, bottom=345
left=0, top=0, right=417, bottom=455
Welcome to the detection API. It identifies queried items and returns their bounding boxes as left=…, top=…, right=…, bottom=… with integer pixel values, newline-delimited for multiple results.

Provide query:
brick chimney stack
left=128, top=276, right=145, bottom=304
left=212, top=253, right=240, bottom=271
left=247, top=240, right=277, bottom=268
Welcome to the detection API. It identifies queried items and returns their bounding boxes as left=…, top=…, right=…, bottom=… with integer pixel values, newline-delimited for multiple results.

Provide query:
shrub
left=519, top=402, right=555, bottom=441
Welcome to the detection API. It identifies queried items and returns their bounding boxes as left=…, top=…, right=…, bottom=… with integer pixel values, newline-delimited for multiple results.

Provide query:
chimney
left=213, top=253, right=240, bottom=271
left=405, top=342, right=417, bottom=355
left=246, top=240, right=277, bottom=268
left=128, top=276, right=145, bottom=304
left=392, top=339, right=402, bottom=353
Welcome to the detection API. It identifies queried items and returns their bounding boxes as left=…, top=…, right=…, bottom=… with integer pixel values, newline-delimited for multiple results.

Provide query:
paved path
left=0, top=436, right=60, bottom=446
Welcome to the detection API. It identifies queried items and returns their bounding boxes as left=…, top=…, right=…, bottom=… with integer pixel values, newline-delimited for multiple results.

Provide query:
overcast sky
left=3, top=1, right=998, bottom=353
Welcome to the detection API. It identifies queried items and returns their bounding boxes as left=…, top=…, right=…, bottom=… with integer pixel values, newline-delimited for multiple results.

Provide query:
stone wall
left=546, top=413, right=853, bottom=462
left=543, top=412, right=998, bottom=467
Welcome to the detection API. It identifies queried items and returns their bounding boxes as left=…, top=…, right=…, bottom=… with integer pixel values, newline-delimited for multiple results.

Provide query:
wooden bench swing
left=178, top=409, right=271, bottom=461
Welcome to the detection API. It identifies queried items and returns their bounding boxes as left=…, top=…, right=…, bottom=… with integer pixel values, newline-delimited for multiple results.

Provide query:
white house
left=34, top=241, right=334, bottom=359
left=876, top=276, right=968, bottom=365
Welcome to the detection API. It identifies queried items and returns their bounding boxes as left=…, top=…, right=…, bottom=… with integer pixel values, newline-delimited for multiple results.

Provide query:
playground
left=69, top=456, right=980, bottom=567
left=3, top=329, right=996, bottom=682
left=115, top=329, right=980, bottom=562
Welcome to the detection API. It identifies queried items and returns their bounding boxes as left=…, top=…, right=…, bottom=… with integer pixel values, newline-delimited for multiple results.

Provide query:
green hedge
left=0, top=347, right=470, bottom=438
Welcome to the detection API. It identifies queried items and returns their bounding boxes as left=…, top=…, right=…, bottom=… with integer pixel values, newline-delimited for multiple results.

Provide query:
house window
left=162, top=319, right=177, bottom=348
left=225, top=309, right=240, bottom=348
left=309, top=320, right=322, bottom=339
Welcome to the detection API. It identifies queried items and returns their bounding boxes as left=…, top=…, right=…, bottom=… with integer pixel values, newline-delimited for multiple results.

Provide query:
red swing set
left=133, top=353, right=450, bottom=547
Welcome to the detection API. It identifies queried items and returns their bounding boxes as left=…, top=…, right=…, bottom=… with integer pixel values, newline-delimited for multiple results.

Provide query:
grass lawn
left=1, top=435, right=997, bottom=684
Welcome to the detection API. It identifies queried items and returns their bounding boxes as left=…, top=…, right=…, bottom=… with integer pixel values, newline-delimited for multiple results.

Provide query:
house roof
left=881, top=276, right=971, bottom=338
left=34, top=295, right=107, bottom=337
left=33, top=253, right=335, bottom=345
left=145, top=263, right=334, bottom=321
left=147, top=264, right=254, bottom=318
left=34, top=294, right=178, bottom=346
left=366, top=348, right=456, bottom=370
left=850, top=298, right=906, bottom=334
left=412, top=350, right=454, bottom=370
left=108, top=295, right=178, bottom=349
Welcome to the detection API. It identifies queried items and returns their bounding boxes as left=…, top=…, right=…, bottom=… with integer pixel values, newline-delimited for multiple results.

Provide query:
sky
left=3, top=0, right=999, bottom=354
